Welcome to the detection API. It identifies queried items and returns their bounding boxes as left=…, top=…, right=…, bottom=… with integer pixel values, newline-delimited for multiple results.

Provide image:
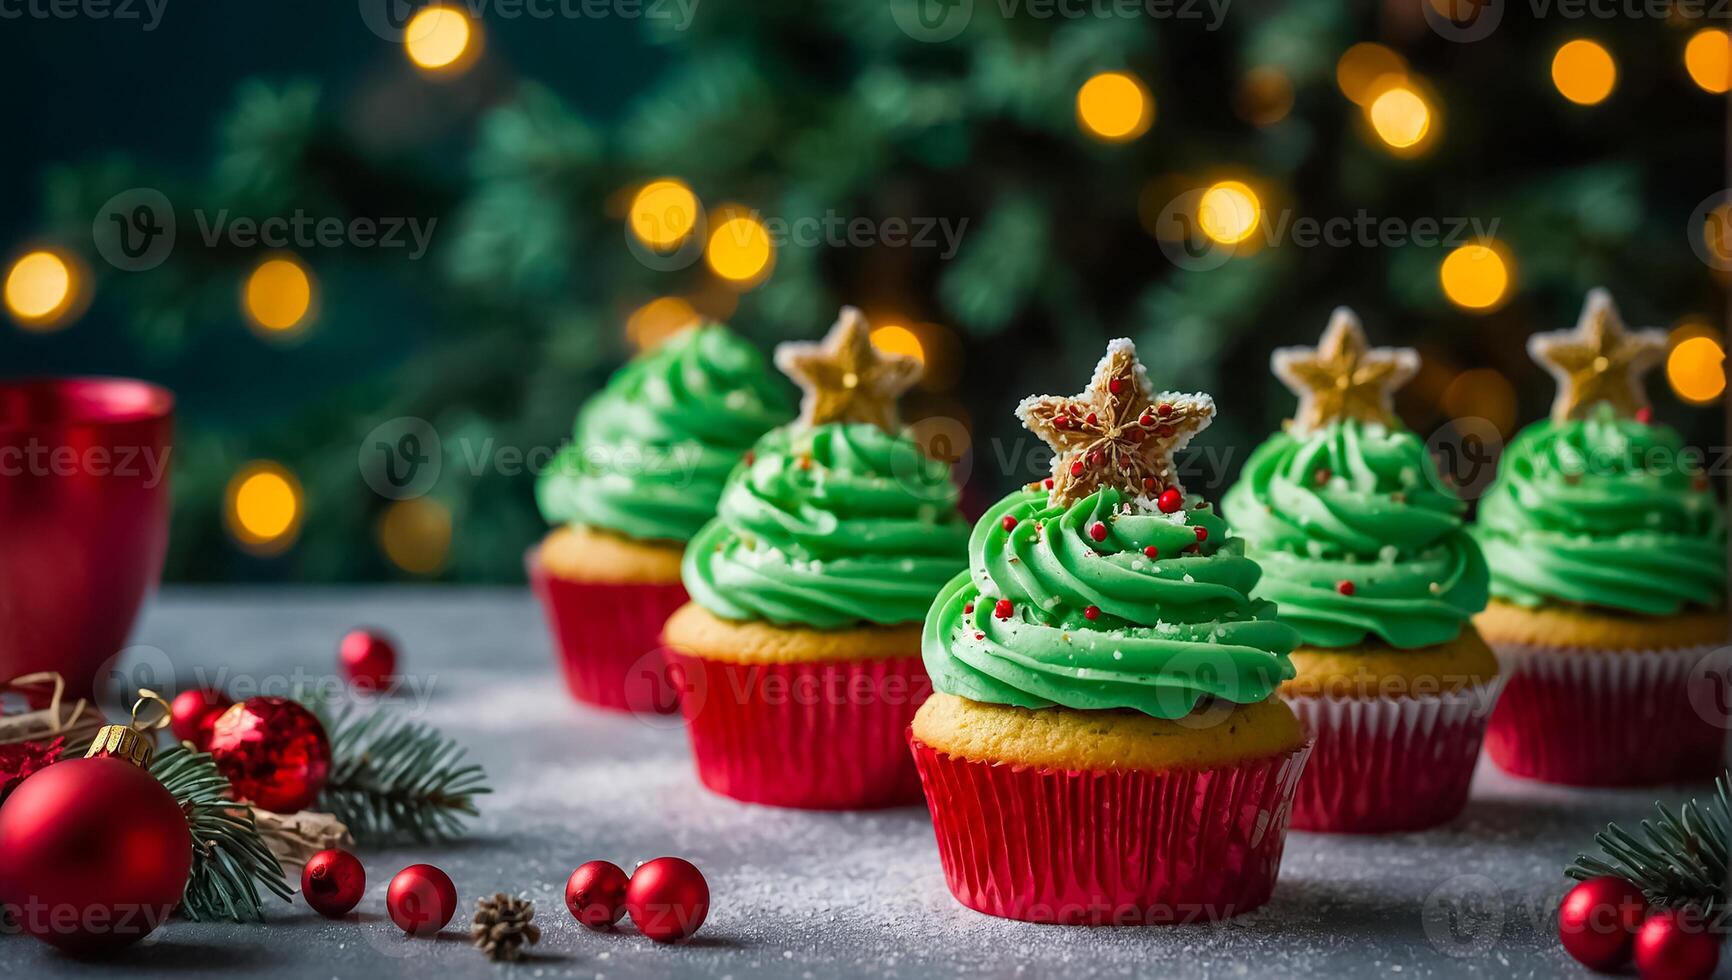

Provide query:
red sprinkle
left=1635, top=407, right=1654, bottom=425
left=974, top=632, right=985, bottom=641
left=1194, top=526, right=1209, bottom=542
left=744, top=451, right=755, bottom=465
left=1089, top=521, right=1108, bottom=542
left=963, top=602, right=974, bottom=615
left=1044, top=478, right=1055, bottom=490
left=1070, top=459, right=1085, bottom=477
left=1084, top=605, right=1101, bottom=621
left=1001, top=515, right=1019, bottom=532
left=994, top=598, right=1015, bottom=619
left=1142, top=477, right=1157, bottom=492
left=1337, top=580, right=1357, bottom=596
left=1143, top=545, right=1159, bottom=559
left=1157, top=488, right=1183, bottom=513
left=1158, top=402, right=1174, bottom=416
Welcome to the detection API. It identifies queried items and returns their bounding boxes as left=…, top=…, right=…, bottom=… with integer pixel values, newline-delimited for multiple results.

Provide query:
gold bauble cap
left=85, top=724, right=155, bottom=768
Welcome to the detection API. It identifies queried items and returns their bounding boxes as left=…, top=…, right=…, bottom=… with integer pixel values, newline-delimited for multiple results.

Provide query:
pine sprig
left=1567, top=770, right=1732, bottom=912
left=151, top=746, right=293, bottom=923
left=312, top=702, right=491, bottom=845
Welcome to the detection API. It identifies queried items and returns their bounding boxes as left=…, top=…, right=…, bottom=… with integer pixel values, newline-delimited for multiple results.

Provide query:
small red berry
left=1085, top=412, right=1098, bottom=426
left=1142, top=477, right=1156, bottom=492
left=1138, top=413, right=1155, bottom=427
left=1158, top=402, right=1174, bottom=416
left=994, top=598, right=1014, bottom=619
left=1635, top=406, right=1654, bottom=425
left=1083, top=605, right=1101, bottom=620
left=1194, top=526, right=1209, bottom=542
left=1143, top=545, right=1159, bottom=559
left=1044, top=478, right=1055, bottom=490
left=1337, top=580, right=1356, bottom=596
left=963, top=602, right=974, bottom=614
left=1001, top=515, right=1018, bottom=532
left=1089, top=521, right=1108, bottom=542
left=1070, top=460, right=1085, bottom=477
left=1157, top=488, right=1183, bottom=513
left=1089, top=450, right=1105, bottom=467
left=974, top=632, right=986, bottom=641
left=1054, top=415, right=1070, bottom=429
left=1109, top=378, right=1124, bottom=394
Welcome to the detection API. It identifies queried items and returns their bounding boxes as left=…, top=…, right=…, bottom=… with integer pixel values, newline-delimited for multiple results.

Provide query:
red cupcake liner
left=1485, top=643, right=1730, bottom=786
left=527, top=551, right=690, bottom=713
left=909, top=735, right=1312, bottom=925
left=1285, top=681, right=1503, bottom=834
left=664, top=649, right=932, bottom=809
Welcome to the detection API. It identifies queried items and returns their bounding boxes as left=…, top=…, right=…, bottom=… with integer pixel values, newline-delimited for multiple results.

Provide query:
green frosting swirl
left=683, top=422, right=969, bottom=628
left=536, top=325, right=793, bottom=543
left=1472, top=405, right=1726, bottom=616
left=1222, top=420, right=1489, bottom=649
left=923, top=487, right=1298, bottom=719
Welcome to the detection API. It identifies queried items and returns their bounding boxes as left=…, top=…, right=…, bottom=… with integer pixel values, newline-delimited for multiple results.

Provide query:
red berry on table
left=1194, top=526, right=1209, bottom=542
left=1001, top=515, right=1018, bottom=532
left=302, top=848, right=366, bottom=919
left=566, top=860, right=630, bottom=931
left=169, top=688, right=233, bottom=749
left=627, top=857, right=709, bottom=944
left=1143, top=545, right=1159, bottom=559
left=1089, top=521, right=1108, bottom=542
left=1336, top=580, right=1357, bottom=596
left=338, top=627, right=397, bottom=693
left=387, top=863, right=458, bottom=936
left=1157, top=489, right=1183, bottom=513
left=1083, top=605, right=1100, bottom=620
left=994, top=598, right=1014, bottom=619
left=1633, top=906, right=1719, bottom=980
left=1557, top=876, right=1647, bottom=972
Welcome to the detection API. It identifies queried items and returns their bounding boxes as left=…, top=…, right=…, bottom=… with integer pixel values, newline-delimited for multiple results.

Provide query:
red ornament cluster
left=1558, top=876, right=1721, bottom=980
left=565, top=856, right=709, bottom=943
left=206, top=696, right=332, bottom=813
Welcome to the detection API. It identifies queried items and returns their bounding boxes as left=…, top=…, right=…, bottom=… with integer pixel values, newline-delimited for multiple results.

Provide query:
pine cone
left=471, top=893, right=540, bottom=962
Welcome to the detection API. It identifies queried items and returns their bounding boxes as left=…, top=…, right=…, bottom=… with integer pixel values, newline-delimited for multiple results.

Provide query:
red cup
left=0, top=378, right=173, bottom=697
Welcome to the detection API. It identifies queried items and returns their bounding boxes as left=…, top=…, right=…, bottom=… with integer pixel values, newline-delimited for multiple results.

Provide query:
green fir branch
left=151, top=746, right=293, bottom=923
left=311, top=702, right=492, bottom=845
left=1567, top=770, right=1732, bottom=912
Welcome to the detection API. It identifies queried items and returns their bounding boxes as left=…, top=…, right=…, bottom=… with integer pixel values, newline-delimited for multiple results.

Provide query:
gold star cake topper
left=774, top=307, right=923, bottom=432
left=1018, top=339, right=1215, bottom=508
left=1529, top=289, right=1668, bottom=423
left=1271, top=307, right=1419, bottom=436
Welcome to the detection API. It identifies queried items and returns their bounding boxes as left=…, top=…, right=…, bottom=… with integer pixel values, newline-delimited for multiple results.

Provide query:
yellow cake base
left=661, top=601, right=922, bottom=665
left=538, top=525, right=683, bottom=585
left=910, top=691, right=1305, bottom=772
left=1279, top=626, right=1500, bottom=700
left=1473, top=598, right=1729, bottom=653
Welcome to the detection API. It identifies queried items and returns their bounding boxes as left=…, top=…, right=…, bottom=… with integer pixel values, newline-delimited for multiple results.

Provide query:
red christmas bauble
left=387, top=863, right=457, bottom=936
left=1558, top=876, right=1648, bottom=971
left=301, top=848, right=366, bottom=919
left=0, top=756, right=192, bottom=953
left=169, top=688, right=233, bottom=749
left=1635, top=908, right=1721, bottom=980
left=338, top=628, right=398, bottom=692
left=565, top=860, right=629, bottom=930
left=626, top=856, right=709, bottom=943
left=206, top=697, right=331, bottom=813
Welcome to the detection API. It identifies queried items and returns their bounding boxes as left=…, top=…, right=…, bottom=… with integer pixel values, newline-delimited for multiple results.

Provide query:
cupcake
left=912, top=339, right=1309, bottom=925
left=663, top=308, right=969, bottom=809
left=530, top=324, right=793, bottom=711
left=1222, top=308, right=1499, bottom=833
left=1473, top=290, right=1728, bottom=786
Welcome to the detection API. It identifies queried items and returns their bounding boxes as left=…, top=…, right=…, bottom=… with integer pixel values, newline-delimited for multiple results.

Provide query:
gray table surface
left=1, top=587, right=1717, bottom=978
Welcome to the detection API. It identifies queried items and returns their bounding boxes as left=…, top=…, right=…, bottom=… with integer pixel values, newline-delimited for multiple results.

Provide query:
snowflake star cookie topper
left=774, top=307, right=923, bottom=432
left=1271, top=307, right=1419, bottom=436
left=1529, top=288, right=1668, bottom=423
left=1017, top=338, right=1215, bottom=508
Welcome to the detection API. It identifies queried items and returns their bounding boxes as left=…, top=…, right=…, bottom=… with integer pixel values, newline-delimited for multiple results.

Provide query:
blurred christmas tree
left=4, top=2, right=1725, bottom=582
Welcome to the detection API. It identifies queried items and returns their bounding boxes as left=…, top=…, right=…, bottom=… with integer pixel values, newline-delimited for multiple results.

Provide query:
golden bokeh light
left=1551, top=40, right=1617, bottom=106
left=1439, top=243, right=1512, bottom=312
left=378, top=498, right=453, bottom=576
left=1367, top=85, right=1433, bottom=152
left=404, top=5, right=477, bottom=72
left=1685, top=29, right=1732, bottom=94
left=1336, top=43, right=1407, bottom=106
left=626, top=296, right=701, bottom=351
left=4, top=250, right=77, bottom=331
left=1668, top=334, right=1726, bottom=405
left=705, top=212, right=774, bottom=287
left=628, top=179, right=700, bottom=250
left=1075, top=71, right=1153, bottom=142
left=1441, top=367, right=1518, bottom=436
left=243, top=256, right=315, bottom=335
left=225, top=461, right=303, bottom=554
left=1234, top=67, right=1294, bottom=127
left=1197, top=181, right=1262, bottom=245
left=869, top=323, right=926, bottom=364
